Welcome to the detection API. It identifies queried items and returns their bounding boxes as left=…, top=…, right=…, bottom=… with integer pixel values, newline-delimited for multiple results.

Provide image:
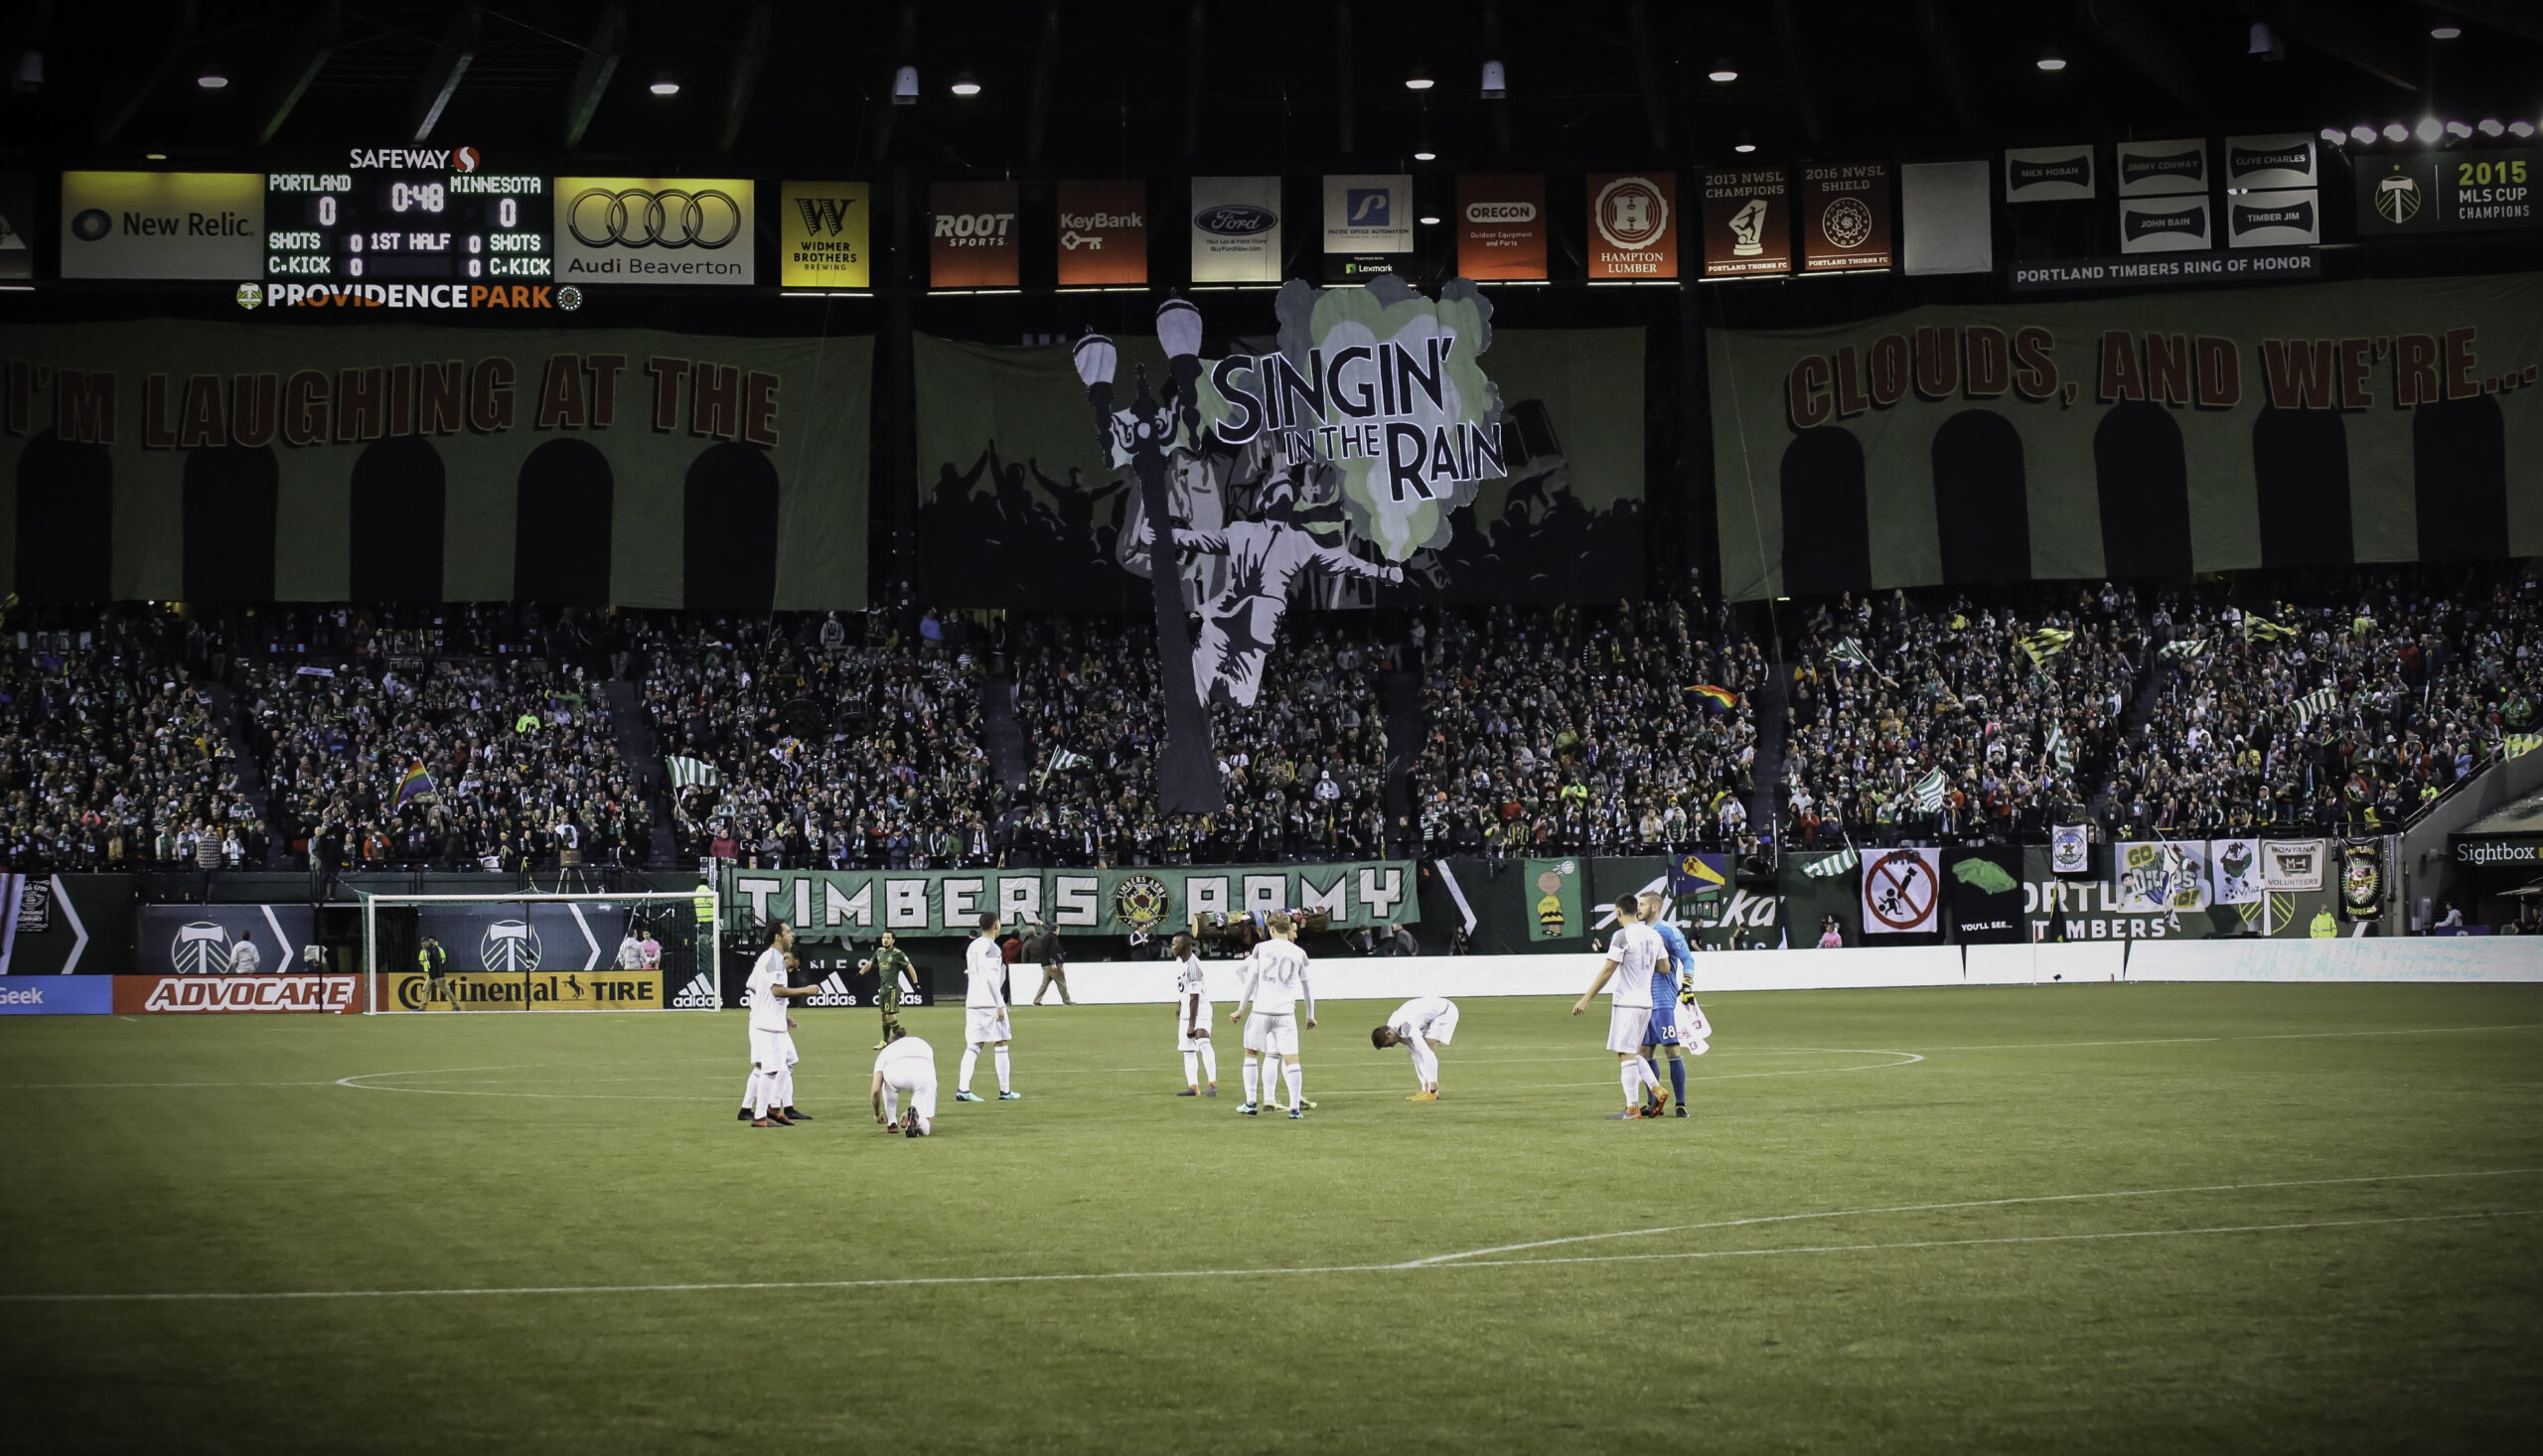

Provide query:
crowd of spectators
left=1412, top=601, right=1766, bottom=859
left=0, top=608, right=261, bottom=873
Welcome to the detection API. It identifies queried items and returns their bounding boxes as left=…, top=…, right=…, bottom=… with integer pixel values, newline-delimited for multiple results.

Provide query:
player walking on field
left=1635, top=891, right=1708, bottom=1118
left=871, top=1035, right=939, bottom=1136
left=1572, top=896, right=1670, bottom=1119
left=956, top=912, right=1022, bottom=1102
left=1231, top=911, right=1314, bottom=1118
left=1172, top=933, right=1219, bottom=1097
left=860, top=931, right=915, bottom=1049
left=743, top=921, right=820, bottom=1128
left=1372, top=996, right=1459, bottom=1099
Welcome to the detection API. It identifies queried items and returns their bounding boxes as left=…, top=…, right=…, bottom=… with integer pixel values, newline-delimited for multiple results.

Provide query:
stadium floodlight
left=357, top=889, right=720, bottom=1015
left=2383, top=122, right=2409, bottom=142
left=2446, top=120, right=2472, bottom=139
left=2477, top=118, right=2504, bottom=137
left=2351, top=123, right=2377, bottom=145
left=892, top=65, right=919, bottom=104
left=1480, top=60, right=1505, bottom=98
left=2511, top=120, right=2536, bottom=138
left=2415, top=117, right=2444, bottom=143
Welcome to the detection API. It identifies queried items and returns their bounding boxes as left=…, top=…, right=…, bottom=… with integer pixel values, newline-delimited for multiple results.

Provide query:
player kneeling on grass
left=1173, top=933, right=1219, bottom=1096
left=1372, top=996, right=1458, bottom=1099
left=1571, top=896, right=1670, bottom=1120
left=743, top=921, right=822, bottom=1128
left=871, top=1032, right=938, bottom=1137
left=1231, top=911, right=1314, bottom=1118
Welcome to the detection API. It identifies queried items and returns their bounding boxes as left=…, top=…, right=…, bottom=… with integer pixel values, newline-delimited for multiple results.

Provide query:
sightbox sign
left=931, top=180, right=1020, bottom=289
left=1056, top=179, right=1147, bottom=286
left=1587, top=174, right=1678, bottom=279
left=729, top=863, right=1419, bottom=939
left=553, top=177, right=753, bottom=285
left=780, top=181, right=871, bottom=288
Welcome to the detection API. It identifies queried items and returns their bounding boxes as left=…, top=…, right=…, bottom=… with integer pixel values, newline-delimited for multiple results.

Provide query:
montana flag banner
left=2261, top=839, right=2327, bottom=892
left=667, top=756, right=720, bottom=790
left=1524, top=857, right=1583, bottom=942
left=1709, top=273, right=2543, bottom=601
left=1860, top=847, right=1942, bottom=935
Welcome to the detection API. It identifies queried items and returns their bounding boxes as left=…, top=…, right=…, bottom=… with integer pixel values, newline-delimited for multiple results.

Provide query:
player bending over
left=743, top=921, right=821, bottom=1128
left=1173, top=933, right=1219, bottom=1096
left=1372, top=996, right=1459, bottom=1099
left=1635, top=892, right=1698, bottom=1118
left=1231, top=911, right=1314, bottom=1118
left=955, top=912, right=1022, bottom=1102
left=871, top=1035, right=939, bottom=1137
left=1571, top=896, right=1669, bottom=1119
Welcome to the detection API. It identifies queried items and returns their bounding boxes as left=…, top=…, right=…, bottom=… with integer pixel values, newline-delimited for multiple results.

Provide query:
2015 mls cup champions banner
left=1709, top=273, right=2543, bottom=600
left=0, top=322, right=873, bottom=608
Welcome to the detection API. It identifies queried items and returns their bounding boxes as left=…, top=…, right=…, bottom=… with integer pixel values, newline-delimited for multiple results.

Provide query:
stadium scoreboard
left=264, top=148, right=551, bottom=282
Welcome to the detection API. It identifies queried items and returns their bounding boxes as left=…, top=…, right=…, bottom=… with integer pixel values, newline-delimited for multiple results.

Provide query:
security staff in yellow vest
left=2309, top=908, right=2337, bottom=939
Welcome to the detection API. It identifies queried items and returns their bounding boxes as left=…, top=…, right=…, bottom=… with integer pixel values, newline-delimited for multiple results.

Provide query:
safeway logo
left=122, top=974, right=357, bottom=1013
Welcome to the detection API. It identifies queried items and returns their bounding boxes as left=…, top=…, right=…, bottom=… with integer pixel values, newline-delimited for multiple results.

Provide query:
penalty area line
left=4, top=1208, right=2525, bottom=1305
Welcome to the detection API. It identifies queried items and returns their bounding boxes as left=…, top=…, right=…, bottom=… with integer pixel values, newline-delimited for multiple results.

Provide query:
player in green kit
left=861, top=931, right=916, bottom=1049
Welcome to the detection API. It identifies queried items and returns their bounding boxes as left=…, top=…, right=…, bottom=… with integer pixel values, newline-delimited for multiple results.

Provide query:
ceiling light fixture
left=950, top=71, right=980, bottom=96
left=2509, top=119, right=2537, bottom=138
left=1480, top=60, right=1506, bottom=98
left=12, top=49, right=42, bottom=91
left=196, top=66, right=227, bottom=89
left=2430, top=25, right=2461, bottom=40
left=892, top=65, right=919, bottom=105
left=2351, top=123, right=2377, bottom=145
left=649, top=73, right=679, bottom=96
left=2445, top=119, right=2472, bottom=139
left=1733, top=130, right=1757, bottom=154
left=1708, top=64, right=1738, bottom=83
left=2477, top=118, right=2504, bottom=137
left=2415, top=117, right=2443, bottom=142
left=1414, top=147, right=1436, bottom=161
left=2035, top=52, right=2066, bottom=72
left=1419, top=214, right=1441, bottom=225
left=2319, top=126, right=2344, bottom=144
left=2248, top=22, right=2282, bottom=57
left=1405, top=66, right=1433, bottom=91
left=2382, top=122, right=2409, bottom=142
left=144, top=152, right=167, bottom=160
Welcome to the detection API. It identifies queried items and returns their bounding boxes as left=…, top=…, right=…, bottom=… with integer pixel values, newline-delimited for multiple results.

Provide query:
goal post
left=356, top=890, right=721, bottom=1014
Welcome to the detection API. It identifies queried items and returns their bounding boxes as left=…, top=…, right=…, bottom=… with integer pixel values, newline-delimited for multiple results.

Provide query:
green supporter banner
left=915, top=323, right=1644, bottom=609
left=1521, top=855, right=1585, bottom=941
left=1, top=322, right=872, bottom=608
left=1709, top=273, right=2543, bottom=601
left=726, top=861, right=1418, bottom=941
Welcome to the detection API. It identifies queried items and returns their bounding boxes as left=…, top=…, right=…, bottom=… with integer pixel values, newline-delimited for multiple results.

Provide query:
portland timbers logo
left=172, top=922, right=234, bottom=974
left=1113, top=875, right=1173, bottom=934
left=480, top=920, right=542, bottom=974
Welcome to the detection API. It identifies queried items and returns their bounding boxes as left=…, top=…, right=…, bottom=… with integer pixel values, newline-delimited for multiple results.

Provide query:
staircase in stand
left=600, top=677, right=679, bottom=867
left=209, top=681, right=278, bottom=867
left=982, top=678, right=1029, bottom=789
left=1749, top=665, right=1792, bottom=844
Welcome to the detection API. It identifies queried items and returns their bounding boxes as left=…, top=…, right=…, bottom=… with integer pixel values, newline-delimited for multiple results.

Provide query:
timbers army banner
left=1709, top=273, right=2543, bottom=600
left=728, top=862, right=1417, bottom=940
left=1, top=321, right=872, bottom=608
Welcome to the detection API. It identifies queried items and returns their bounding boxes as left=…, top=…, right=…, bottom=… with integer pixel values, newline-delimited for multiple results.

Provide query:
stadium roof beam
left=408, top=2, right=482, bottom=144
left=91, top=0, right=194, bottom=145
left=1627, top=1, right=1670, bottom=151
left=1180, top=2, right=1205, bottom=159
left=1918, top=0, right=1978, bottom=137
left=559, top=1, right=625, bottom=152
left=1026, top=3, right=1062, bottom=161
left=1335, top=1, right=1355, bottom=154
left=2413, top=0, right=2543, bottom=46
left=2261, top=1, right=2421, bottom=92
left=1774, top=0, right=1823, bottom=141
left=869, top=3, right=916, bottom=164
left=2075, top=0, right=2200, bottom=115
left=717, top=1, right=770, bottom=154
left=256, top=0, right=340, bottom=146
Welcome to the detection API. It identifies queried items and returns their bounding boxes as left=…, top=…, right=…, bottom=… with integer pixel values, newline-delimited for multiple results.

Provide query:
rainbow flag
left=394, top=763, right=438, bottom=809
left=1687, top=684, right=1738, bottom=711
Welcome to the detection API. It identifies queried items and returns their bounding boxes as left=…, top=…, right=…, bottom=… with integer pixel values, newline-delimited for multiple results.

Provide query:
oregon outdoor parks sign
left=1709, top=272, right=2543, bottom=601
left=1456, top=174, right=1548, bottom=281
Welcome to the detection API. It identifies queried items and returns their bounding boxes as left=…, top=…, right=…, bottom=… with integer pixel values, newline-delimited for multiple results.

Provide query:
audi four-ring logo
left=566, top=189, right=743, bottom=248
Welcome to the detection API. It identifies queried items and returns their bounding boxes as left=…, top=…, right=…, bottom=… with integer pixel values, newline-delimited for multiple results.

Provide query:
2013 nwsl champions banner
left=728, top=862, right=1417, bottom=940
left=1708, top=273, right=2543, bottom=600
left=1, top=322, right=873, bottom=608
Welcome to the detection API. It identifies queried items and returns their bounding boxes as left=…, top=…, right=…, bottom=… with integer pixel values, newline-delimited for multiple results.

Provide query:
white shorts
left=882, top=1064, right=938, bottom=1130
left=750, top=1028, right=795, bottom=1072
left=1244, top=1011, right=1299, bottom=1057
left=1421, top=1004, right=1460, bottom=1046
left=965, top=1006, right=1011, bottom=1045
left=1176, top=1002, right=1216, bottom=1052
left=1605, top=1006, right=1653, bottom=1055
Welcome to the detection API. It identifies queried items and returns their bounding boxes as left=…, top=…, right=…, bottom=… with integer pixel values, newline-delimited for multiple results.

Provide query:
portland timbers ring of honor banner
left=1709, top=273, right=2543, bottom=601
left=0, top=321, right=872, bottom=609
left=728, top=863, right=1418, bottom=939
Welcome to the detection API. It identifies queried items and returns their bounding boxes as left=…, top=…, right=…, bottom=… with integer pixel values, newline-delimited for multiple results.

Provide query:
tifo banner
left=2020, top=844, right=2356, bottom=942
left=0, top=321, right=871, bottom=608
left=779, top=180, right=871, bottom=288
left=730, top=862, right=1417, bottom=940
left=2209, top=837, right=2262, bottom=904
left=554, top=177, right=752, bottom=286
left=916, top=322, right=1642, bottom=608
left=1859, top=847, right=1941, bottom=935
left=136, top=905, right=314, bottom=975
left=114, top=973, right=357, bottom=1013
left=1523, top=857, right=1583, bottom=941
left=378, top=967, right=661, bottom=1011
left=1945, top=846, right=2023, bottom=944
left=1778, top=849, right=1862, bottom=946
left=1710, top=273, right=2543, bottom=600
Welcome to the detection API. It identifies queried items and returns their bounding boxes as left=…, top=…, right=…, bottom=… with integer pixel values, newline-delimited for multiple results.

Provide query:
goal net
left=357, top=891, right=721, bottom=1014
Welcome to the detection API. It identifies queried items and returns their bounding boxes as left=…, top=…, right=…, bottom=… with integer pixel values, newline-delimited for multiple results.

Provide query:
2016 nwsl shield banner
left=729, top=862, right=1417, bottom=940
left=1709, top=273, right=2543, bottom=600
left=2, top=322, right=872, bottom=608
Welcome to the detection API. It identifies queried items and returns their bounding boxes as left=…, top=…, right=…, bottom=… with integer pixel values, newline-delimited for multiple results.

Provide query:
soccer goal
left=356, top=890, right=722, bottom=1014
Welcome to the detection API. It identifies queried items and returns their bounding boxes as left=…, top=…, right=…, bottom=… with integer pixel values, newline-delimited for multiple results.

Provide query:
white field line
left=4, top=1205, right=2526, bottom=1306
left=1918, top=1023, right=2543, bottom=1052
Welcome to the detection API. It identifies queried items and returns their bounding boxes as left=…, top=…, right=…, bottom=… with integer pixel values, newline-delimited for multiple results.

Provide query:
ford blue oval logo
left=1195, top=205, right=1276, bottom=236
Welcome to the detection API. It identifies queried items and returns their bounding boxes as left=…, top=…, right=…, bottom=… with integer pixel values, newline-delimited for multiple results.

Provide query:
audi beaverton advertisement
left=553, top=177, right=754, bottom=285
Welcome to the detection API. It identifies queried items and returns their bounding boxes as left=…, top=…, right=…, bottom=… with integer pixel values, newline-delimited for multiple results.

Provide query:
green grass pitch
left=3, top=982, right=2539, bottom=1453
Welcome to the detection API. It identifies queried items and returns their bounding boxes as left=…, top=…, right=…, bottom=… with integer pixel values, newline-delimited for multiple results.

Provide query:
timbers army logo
left=1112, top=875, right=1173, bottom=935
left=479, top=920, right=543, bottom=974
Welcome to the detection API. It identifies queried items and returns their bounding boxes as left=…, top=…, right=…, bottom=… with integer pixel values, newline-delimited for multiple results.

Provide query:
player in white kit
left=1172, top=933, right=1219, bottom=1096
left=871, top=1034, right=939, bottom=1136
left=1229, top=911, right=1314, bottom=1118
left=956, top=912, right=1022, bottom=1102
left=1371, top=996, right=1459, bottom=1100
left=743, top=921, right=820, bottom=1128
left=1571, top=896, right=1670, bottom=1120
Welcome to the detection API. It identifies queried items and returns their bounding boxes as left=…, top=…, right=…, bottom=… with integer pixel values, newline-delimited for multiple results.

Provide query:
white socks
left=959, top=1045, right=979, bottom=1092
left=1283, top=1062, right=1303, bottom=1110
left=749, top=1069, right=774, bottom=1116
left=1266, top=1059, right=1288, bottom=1106
left=1243, top=1058, right=1261, bottom=1103
left=993, top=1047, right=1012, bottom=1093
left=1620, top=1061, right=1647, bottom=1106
left=775, top=1067, right=794, bottom=1110
left=1183, top=1051, right=1201, bottom=1088
left=1198, top=1042, right=1218, bottom=1084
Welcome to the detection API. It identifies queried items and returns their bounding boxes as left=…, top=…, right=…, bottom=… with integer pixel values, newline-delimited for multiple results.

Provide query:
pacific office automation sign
left=0, top=320, right=873, bottom=609
left=553, top=177, right=754, bottom=285
left=1709, top=272, right=2543, bottom=601
left=732, top=862, right=1420, bottom=938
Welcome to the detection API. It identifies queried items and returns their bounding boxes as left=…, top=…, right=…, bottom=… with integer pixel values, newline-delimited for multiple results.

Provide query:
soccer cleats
left=1288, top=1107, right=1305, bottom=1119
left=955, top=1090, right=985, bottom=1102
left=998, top=1091, right=1024, bottom=1101
left=1177, top=1088, right=1199, bottom=1096
left=784, top=1107, right=812, bottom=1119
left=1407, top=1092, right=1438, bottom=1101
left=1237, top=1102, right=1260, bottom=1116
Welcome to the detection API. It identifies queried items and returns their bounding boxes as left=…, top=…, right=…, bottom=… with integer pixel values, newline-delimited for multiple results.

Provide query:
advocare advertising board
left=554, top=177, right=753, bottom=285
left=730, top=862, right=1419, bottom=939
left=62, top=171, right=264, bottom=279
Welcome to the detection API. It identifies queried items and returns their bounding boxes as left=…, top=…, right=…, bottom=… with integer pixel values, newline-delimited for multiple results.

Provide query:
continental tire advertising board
left=729, top=863, right=1417, bottom=940
left=378, top=968, right=662, bottom=1011
left=1710, top=273, right=2543, bottom=601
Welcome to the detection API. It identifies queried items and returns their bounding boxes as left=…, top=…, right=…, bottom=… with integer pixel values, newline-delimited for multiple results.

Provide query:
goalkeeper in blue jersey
left=1636, top=891, right=1712, bottom=1118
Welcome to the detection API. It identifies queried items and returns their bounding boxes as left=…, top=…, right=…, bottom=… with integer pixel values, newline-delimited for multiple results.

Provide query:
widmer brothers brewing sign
left=1709, top=273, right=2543, bottom=600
